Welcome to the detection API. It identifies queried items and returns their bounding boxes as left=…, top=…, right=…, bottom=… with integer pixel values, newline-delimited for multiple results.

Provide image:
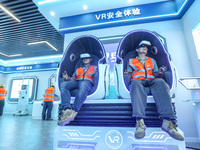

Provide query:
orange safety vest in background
left=0, top=88, right=6, bottom=101
left=129, top=57, right=155, bottom=80
left=75, top=65, right=97, bottom=84
left=44, top=88, right=55, bottom=102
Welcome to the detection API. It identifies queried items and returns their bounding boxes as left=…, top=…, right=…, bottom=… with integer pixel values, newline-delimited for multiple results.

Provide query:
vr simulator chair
left=114, top=29, right=177, bottom=100
left=54, top=32, right=185, bottom=150
left=114, top=30, right=178, bottom=126
left=57, top=35, right=109, bottom=100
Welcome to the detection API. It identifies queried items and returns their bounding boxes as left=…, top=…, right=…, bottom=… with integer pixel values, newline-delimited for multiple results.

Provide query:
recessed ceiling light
left=0, top=52, right=22, bottom=57
left=83, top=5, right=88, bottom=10
left=0, top=4, right=21, bottom=22
left=50, top=11, right=55, bottom=16
left=38, top=0, right=57, bottom=5
left=27, top=41, right=58, bottom=51
left=128, top=0, right=133, bottom=2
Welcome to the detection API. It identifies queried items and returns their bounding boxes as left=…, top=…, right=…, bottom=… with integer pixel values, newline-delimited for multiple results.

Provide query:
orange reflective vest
left=75, top=65, right=97, bottom=84
left=129, top=57, right=155, bottom=80
left=44, top=88, right=55, bottom=102
left=0, top=88, right=6, bottom=101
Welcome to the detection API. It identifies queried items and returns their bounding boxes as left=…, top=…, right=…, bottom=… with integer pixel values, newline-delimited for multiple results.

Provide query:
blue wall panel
left=59, top=0, right=194, bottom=34
left=0, top=62, right=58, bottom=74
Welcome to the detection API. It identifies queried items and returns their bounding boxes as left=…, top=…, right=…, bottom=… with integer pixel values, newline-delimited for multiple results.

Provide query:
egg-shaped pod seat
left=57, top=35, right=109, bottom=99
left=114, top=29, right=177, bottom=101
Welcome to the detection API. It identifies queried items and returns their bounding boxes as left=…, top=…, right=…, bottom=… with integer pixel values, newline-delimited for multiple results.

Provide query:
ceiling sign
left=59, top=0, right=194, bottom=34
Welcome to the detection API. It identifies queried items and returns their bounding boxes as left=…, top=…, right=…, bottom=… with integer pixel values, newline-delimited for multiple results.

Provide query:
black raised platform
left=65, top=103, right=177, bottom=127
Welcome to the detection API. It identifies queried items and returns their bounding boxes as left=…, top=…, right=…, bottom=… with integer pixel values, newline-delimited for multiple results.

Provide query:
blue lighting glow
left=55, top=126, right=185, bottom=150
left=127, top=131, right=172, bottom=143
left=132, top=145, right=168, bottom=150
left=38, top=0, right=58, bottom=5
left=99, top=36, right=123, bottom=41
left=62, top=129, right=101, bottom=141
left=5, top=55, right=62, bottom=63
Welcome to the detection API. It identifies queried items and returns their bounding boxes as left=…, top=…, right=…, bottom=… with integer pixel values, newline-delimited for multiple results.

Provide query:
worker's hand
left=158, top=66, right=167, bottom=74
left=124, top=70, right=128, bottom=75
left=62, top=71, right=69, bottom=80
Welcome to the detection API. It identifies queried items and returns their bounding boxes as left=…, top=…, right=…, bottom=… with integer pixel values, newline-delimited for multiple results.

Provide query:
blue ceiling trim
left=59, top=0, right=194, bottom=35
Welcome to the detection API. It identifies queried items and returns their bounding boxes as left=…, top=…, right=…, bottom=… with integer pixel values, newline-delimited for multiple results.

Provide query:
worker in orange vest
left=42, top=85, right=55, bottom=120
left=0, top=83, right=7, bottom=116
left=58, top=53, right=98, bottom=126
left=128, top=40, right=184, bottom=141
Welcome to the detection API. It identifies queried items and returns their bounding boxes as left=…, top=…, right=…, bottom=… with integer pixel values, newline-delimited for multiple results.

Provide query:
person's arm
left=93, top=66, right=98, bottom=76
left=126, top=59, right=134, bottom=82
left=152, top=60, right=159, bottom=78
left=70, top=72, right=76, bottom=80
left=63, top=71, right=76, bottom=81
left=153, top=59, right=166, bottom=78
left=125, top=62, right=133, bottom=75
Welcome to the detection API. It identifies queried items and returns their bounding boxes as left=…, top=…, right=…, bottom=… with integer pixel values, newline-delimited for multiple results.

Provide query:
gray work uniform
left=128, top=57, right=175, bottom=119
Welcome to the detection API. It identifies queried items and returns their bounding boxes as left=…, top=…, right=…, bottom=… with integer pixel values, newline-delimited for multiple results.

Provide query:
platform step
left=64, top=103, right=177, bottom=127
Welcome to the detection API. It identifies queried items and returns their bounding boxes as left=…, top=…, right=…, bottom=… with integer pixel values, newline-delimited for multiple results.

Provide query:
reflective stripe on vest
left=44, top=88, right=55, bottom=102
left=0, top=88, right=6, bottom=101
left=129, top=57, right=155, bottom=80
left=75, top=65, right=97, bottom=84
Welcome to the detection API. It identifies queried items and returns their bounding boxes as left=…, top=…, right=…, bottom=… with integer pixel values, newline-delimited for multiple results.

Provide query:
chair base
left=54, top=126, right=186, bottom=150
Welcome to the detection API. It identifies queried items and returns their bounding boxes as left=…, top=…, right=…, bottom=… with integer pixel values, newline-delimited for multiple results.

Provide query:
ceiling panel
left=0, top=0, right=64, bottom=61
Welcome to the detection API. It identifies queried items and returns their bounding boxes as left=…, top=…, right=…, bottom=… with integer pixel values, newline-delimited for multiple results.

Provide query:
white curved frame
left=114, top=30, right=177, bottom=102
left=56, top=35, right=110, bottom=100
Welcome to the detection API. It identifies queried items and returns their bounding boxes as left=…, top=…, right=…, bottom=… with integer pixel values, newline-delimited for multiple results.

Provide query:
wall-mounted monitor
left=192, top=22, right=200, bottom=59
left=7, top=76, right=38, bottom=103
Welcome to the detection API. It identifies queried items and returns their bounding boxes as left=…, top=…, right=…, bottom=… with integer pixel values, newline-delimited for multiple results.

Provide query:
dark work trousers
left=60, top=80, right=93, bottom=112
left=0, top=100, right=5, bottom=116
left=42, top=101, right=53, bottom=120
left=130, top=78, right=175, bottom=120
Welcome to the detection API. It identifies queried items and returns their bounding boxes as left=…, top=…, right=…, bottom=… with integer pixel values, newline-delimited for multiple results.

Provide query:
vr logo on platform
left=105, top=130, right=123, bottom=149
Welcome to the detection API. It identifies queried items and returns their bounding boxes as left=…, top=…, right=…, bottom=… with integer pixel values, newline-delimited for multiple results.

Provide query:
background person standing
left=0, top=83, right=7, bottom=116
left=42, top=85, right=55, bottom=120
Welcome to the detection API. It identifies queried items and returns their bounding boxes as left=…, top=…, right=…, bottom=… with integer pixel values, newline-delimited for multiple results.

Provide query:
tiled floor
left=0, top=115, right=199, bottom=150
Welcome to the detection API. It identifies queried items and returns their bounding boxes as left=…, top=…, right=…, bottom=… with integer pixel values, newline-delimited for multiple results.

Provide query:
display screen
left=10, top=79, right=33, bottom=99
left=192, top=22, right=200, bottom=59
left=8, top=76, right=38, bottom=103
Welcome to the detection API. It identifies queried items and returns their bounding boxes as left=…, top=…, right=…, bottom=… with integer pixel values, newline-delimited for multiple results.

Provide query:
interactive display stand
left=179, top=77, right=200, bottom=142
left=14, top=84, right=29, bottom=116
